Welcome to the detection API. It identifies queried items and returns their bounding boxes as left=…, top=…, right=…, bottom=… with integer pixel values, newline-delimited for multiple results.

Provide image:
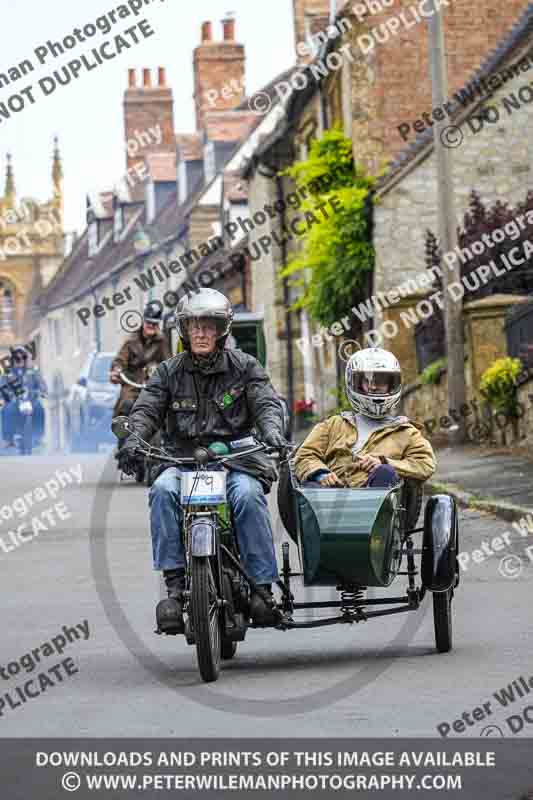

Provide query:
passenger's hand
left=357, top=455, right=381, bottom=473
left=319, top=472, right=345, bottom=487
left=110, top=371, right=121, bottom=385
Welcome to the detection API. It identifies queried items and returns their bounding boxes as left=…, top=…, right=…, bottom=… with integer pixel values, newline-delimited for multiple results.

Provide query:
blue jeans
left=149, top=467, right=279, bottom=584
left=365, top=464, right=400, bottom=487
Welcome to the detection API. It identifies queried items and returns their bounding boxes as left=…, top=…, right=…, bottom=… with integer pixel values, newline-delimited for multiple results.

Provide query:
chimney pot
left=143, top=68, right=151, bottom=87
left=128, top=68, right=136, bottom=88
left=158, top=67, right=166, bottom=87
left=201, top=21, right=212, bottom=42
left=222, top=16, right=236, bottom=41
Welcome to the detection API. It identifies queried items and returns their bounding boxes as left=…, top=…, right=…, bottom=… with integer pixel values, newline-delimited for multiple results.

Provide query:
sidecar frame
left=274, top=457, right=459, bottom=633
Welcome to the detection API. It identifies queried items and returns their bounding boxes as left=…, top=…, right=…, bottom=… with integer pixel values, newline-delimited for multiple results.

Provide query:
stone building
left=37, top=17, right=289, bottom=450
left=0, top=144, right=64, bottom=361
left=239, top=0, right=533, bottom=413
left=373, top=4, right=533, bottom=385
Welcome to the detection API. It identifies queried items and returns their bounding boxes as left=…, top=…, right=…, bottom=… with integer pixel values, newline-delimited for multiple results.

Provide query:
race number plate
left=181, top=471, right=227, bottom=505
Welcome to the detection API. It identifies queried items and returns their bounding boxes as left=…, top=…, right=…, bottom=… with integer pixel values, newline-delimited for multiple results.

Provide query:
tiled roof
left=203, top=110, right=259, bottom=142
left=39, top=64, right=302, bottom=312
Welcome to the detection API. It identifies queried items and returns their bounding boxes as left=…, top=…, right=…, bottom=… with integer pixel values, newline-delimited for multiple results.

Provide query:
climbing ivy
left=280, top=128, right=375, bottom=328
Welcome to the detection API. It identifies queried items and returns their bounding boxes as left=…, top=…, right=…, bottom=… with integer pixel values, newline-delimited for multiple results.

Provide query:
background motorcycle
left=116, top=371, right=160, bottom=484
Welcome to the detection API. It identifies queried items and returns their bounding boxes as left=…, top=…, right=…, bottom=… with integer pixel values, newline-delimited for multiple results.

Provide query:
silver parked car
left=64, top=351, right=119, bottom=452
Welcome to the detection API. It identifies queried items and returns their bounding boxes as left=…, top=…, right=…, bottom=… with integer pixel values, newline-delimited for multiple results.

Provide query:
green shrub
left=420, top=358, right=447, bottom=386
left=480, top=357, right=522, bottom=415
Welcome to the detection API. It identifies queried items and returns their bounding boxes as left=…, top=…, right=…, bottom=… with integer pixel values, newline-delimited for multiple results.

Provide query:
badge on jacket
left=172, top=398, right=196, bottom=410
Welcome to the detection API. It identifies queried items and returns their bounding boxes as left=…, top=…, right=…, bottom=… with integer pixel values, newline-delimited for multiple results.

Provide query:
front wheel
left=433, top=589, right=453, bottom=653
left=191, top=557, right=221, bottom=682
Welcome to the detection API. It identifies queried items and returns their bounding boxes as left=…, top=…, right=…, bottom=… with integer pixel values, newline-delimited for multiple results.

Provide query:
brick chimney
left=123, top=67, right=175, bottom=174
left=292, top=0, right=331, bottom=62
left=193, top=14, right=246, bottom=133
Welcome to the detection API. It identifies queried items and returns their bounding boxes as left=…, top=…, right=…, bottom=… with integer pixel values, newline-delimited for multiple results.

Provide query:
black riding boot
left=156, top=568, right=186, bottom=634
left=250, top=584, right=278, bottom=627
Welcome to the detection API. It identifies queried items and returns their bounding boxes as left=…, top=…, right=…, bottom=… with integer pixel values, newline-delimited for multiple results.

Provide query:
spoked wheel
left=191, top=557, right=221, bottom=682
left=433, top=588, right=453, bottom=653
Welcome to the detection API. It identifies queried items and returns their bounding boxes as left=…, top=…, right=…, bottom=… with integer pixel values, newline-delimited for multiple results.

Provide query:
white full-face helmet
left=345, top=347, right=402, bottom=419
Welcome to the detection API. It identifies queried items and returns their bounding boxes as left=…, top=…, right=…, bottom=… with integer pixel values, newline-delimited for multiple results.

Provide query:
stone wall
left=339, top=0, right=531, bottom=171
left=401, top=295, right=533, bottom=447
left=372, top=46, right=533, bottom=381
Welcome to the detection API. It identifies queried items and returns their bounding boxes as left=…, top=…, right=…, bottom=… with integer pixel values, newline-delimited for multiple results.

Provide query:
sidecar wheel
left=191, top=557, right=221, bottom=682
left=433, top=588, right=453, bottom=653
left=221, top=639, right=237, bottom=660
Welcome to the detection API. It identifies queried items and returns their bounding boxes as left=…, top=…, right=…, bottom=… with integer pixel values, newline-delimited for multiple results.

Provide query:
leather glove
left=262, top=429, right=290, bottom=451
left=116, top=437, right=140, bottom=475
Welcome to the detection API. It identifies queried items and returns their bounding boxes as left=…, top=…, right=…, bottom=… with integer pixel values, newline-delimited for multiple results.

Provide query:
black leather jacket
left=127, top=348, right=284, bottom=491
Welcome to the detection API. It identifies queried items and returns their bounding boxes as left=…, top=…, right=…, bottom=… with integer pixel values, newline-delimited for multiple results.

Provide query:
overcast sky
left=0, top=0, right=295, bottom=233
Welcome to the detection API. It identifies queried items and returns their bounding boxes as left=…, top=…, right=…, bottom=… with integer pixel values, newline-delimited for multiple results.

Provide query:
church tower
left=0, top=143, right=65, bottom=360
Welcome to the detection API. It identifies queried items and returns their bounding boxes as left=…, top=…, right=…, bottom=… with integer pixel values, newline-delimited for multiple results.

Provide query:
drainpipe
left=276, top=174, right=295, bottom=430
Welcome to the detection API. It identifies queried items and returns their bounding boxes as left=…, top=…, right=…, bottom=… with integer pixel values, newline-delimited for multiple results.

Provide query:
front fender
left=421, top=494, right=458, bottom=592
left=191, top=519, right=216, bottom=557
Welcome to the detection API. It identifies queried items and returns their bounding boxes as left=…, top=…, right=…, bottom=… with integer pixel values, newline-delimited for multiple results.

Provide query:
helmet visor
left=349, top=370, right=401, bottom=396
left=182, top=315, right=226, bottom=337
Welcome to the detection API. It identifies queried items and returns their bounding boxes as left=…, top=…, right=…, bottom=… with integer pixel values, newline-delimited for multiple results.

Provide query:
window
left=113, top=206, right=124, bottom=242
left=178, top=161, right=187, bottom=205
left=146, top=180, right=156, bottom=223
left=53, top=318, right=62, bottom=357
left=88, top=221, right=99, bottom=256
left=204, top=141, right=216, bottom=183
left=71, top=309, right=80, bottom=352
left=0, top=281, right=15, bottom=333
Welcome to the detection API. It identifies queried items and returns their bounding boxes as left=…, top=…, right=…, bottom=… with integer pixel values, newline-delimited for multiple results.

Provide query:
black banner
left=1, top=738, right=532, bottom=798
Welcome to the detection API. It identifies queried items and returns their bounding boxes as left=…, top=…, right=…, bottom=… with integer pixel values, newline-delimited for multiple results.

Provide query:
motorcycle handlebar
left=117, top=371, right=146, bottom=390
left=129, top=441, right=289, bottom=466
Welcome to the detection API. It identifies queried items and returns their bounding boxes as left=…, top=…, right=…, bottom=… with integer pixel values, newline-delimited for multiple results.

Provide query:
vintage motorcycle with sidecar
left=112, top=415, right=460, bottom=683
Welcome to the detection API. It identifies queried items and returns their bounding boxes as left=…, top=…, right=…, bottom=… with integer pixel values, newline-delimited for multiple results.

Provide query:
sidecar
left=276, top=460, right=459, bottom=652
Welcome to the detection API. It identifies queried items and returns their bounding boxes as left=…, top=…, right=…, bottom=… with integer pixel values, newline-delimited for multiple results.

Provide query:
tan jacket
left=295, top=412, right=436, bottom=487
left=111, top=331, right=170, bottom=415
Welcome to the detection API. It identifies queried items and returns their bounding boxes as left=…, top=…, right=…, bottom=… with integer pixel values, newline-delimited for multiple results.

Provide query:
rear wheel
left=191, top=557, right=221, bottom=682
left=433, top=588, right=453, bottom=653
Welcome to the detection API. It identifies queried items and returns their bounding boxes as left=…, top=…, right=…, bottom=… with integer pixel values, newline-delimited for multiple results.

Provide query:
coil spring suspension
left=339, top=585, right=366, bottom=620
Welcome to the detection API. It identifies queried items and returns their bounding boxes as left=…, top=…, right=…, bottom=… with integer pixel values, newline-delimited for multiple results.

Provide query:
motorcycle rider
left=0, top=345, right=47, bottom=449
left=110, top=301, right=171, bottom=417
left=117, top=288, right=287, bottom=630
left=295, top=347, right=436, bottom=487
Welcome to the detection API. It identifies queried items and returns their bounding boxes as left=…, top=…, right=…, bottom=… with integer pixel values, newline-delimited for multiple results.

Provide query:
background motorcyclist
left=0, top=345, right=47, bottom=449
left=295, top=347, right=436, bottom=488
left=117, top=288, right=287, bottom=631
left=109, top=302, right=171, bottom=418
